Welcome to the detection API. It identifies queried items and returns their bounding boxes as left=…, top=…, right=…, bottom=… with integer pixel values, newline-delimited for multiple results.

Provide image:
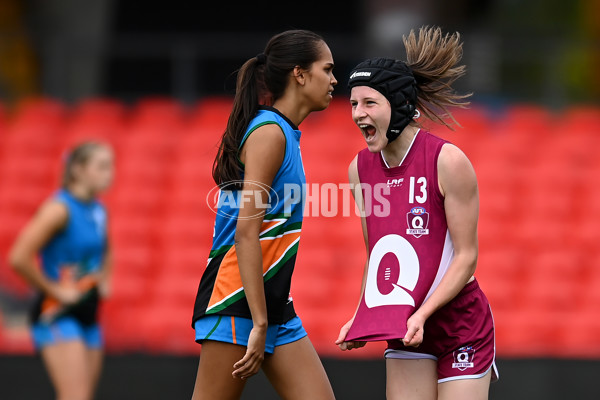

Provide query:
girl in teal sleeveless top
left=191, top=30, right=338, bottom=400
left=10, top=141, right=114, bottom=400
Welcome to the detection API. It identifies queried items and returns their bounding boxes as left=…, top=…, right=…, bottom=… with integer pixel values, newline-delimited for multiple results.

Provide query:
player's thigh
left=86, top=348, right=103, bottom=392
left=386, top=358, right=438, bottom=400
left=438, top=369, right=491, bottom=400
left=191, top=340, right=248, bottom=400
left=40, top=340, right=94, bottom=400
left=262, top=336, right=335, bottom=400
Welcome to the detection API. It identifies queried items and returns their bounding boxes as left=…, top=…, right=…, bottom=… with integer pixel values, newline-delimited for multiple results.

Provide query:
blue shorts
left=31, top=316, right=103, bottom=350
left=195, top=315, right=307, bottom=354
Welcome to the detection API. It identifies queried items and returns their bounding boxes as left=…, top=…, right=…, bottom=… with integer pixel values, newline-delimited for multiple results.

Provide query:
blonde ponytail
left=403, top=26, right=471, bottom=129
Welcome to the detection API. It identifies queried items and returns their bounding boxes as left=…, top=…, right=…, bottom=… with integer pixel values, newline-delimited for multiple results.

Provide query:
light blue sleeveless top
left=39, top=189, right=107, bottom=281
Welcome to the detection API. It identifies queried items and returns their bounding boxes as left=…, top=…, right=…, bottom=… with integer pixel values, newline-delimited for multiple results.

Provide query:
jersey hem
left=384, top=348, right=438, bottom=361
left=191, top=309, right=297, bottom=328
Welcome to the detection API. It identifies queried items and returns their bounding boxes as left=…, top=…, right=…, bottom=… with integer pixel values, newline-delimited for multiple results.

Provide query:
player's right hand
left=336, top=318, right=367, bottom=351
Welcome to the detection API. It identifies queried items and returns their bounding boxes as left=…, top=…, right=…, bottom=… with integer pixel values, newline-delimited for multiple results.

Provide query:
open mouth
left=359, top=124, right=376, bottom=139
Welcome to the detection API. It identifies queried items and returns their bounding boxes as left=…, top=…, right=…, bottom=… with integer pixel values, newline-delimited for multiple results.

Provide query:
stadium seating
left=0, top=97, right=599, bottom=358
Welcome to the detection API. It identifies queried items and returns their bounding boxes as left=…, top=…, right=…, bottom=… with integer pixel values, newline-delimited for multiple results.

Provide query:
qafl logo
left=452, top=346, right=475, bottom=371
left=364, top=234, right=420, bottom=309
left=406, top=207, right=429, bottom=238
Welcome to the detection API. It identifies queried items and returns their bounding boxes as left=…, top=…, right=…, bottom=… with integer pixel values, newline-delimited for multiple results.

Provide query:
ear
left=71, top=163, right=85, bottom=181
left=293, top=65, right=305, bottom=86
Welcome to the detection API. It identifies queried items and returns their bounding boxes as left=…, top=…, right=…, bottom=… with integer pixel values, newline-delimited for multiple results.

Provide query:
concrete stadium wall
left=1, top=355, right=599, bottom=399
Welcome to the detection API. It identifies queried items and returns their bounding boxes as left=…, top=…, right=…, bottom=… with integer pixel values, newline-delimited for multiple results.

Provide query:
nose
left=353, top=103, right=367, bottom=120
left=331, top=73, right=338, bottom=86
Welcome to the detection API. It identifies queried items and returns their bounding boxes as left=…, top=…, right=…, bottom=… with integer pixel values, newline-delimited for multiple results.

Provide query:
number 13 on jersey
left=409, top=177, right=427, bottom=204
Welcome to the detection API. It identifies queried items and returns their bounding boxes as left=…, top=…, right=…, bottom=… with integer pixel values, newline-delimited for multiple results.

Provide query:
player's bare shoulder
left=437, top=143, right=477, bottom=198
left=348, top=154, right=359, bottom=184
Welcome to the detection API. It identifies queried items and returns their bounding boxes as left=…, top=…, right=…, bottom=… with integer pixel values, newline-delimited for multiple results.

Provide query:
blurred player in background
left=9, top=141, right=114, bottom=400
left=336, top=26, right=498, bottom=399
left=191, top=30, right=337, bottom=400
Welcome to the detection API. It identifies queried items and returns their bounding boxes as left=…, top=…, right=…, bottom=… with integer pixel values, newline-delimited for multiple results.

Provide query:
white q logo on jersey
left=365, top=234, right=420, bottom=308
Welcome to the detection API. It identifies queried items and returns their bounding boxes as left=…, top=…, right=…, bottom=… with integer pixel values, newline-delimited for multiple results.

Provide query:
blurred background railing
left=1, top=0, right=599, bottom=106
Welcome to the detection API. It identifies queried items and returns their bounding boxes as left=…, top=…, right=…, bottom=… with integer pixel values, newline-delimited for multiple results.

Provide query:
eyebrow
left=324, top=62, right=335, bottom=68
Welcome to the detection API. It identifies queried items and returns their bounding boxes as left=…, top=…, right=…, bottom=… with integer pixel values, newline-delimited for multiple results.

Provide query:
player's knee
left=56, top=387, right=93, bottom=400
left=55, top=375, right=94, bottom=400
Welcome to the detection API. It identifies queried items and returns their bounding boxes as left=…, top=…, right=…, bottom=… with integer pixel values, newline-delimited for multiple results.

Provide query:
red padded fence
left=0, top=97, right=599, bottom=358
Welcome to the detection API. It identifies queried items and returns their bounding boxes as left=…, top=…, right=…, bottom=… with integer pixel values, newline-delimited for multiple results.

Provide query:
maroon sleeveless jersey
left=346, top=130, right=454, bottom=342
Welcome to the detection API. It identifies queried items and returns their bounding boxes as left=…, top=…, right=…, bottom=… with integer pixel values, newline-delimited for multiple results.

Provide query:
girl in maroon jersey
left=336, top=26, right=498, bottom=400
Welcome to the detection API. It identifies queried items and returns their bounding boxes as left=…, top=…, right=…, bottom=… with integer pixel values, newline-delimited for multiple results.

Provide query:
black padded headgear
left=348, top=57, right=418, bottom=143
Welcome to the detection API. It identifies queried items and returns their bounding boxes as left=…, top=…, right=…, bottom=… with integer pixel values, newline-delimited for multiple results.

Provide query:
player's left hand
left=232, top=325, right=267, bottom=379
left=402, top=313, right=426, bottom=347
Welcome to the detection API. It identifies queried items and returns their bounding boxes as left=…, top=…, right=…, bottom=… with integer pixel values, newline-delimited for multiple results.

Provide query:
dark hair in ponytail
left=403, top=26, right=471, bottom=129
left=212, top=29, right=325, bottom=187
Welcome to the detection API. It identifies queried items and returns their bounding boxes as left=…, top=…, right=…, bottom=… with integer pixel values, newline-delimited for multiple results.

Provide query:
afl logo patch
left=406, top=207, right=429, bottom=238
left=452, top=346, right=475, bottom=371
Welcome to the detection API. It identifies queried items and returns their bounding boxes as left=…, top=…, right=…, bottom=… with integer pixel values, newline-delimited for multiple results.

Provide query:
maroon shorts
left=385, top=279, right=499, bottom=383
